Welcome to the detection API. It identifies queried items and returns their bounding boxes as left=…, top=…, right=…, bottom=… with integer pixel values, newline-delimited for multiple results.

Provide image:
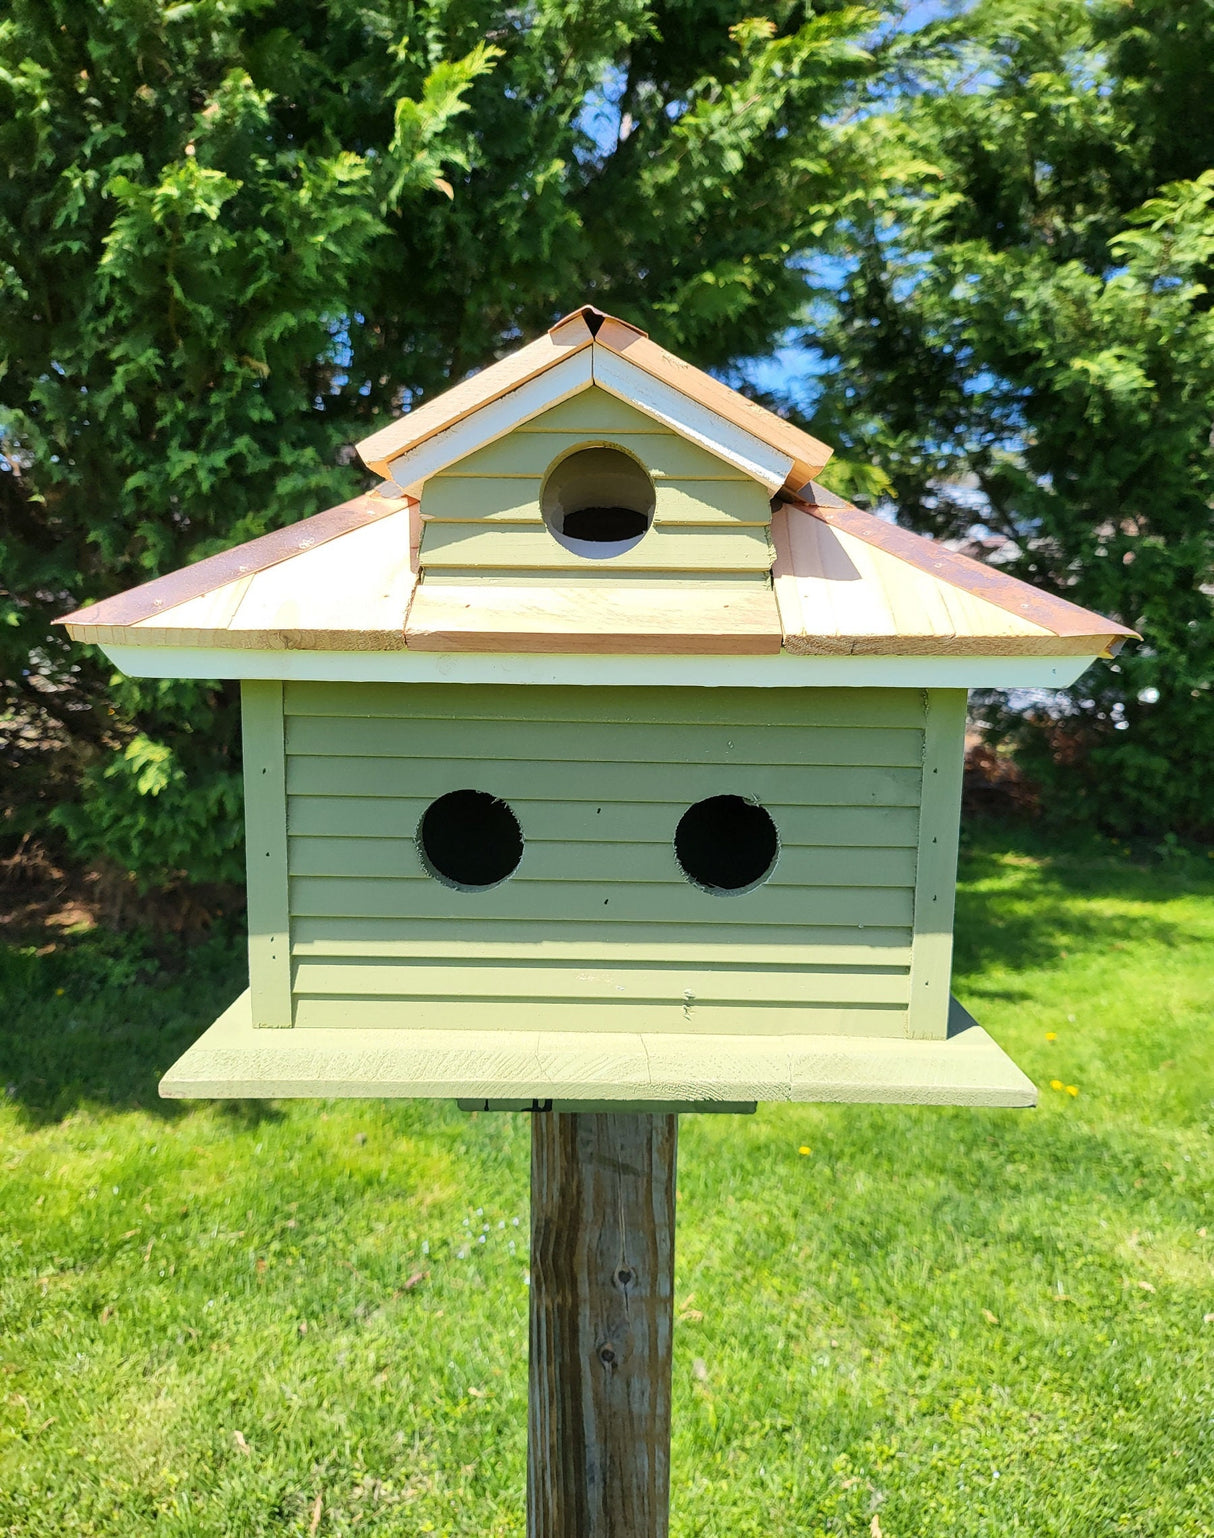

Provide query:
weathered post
left=528, top=1112, right=678, bottom=1538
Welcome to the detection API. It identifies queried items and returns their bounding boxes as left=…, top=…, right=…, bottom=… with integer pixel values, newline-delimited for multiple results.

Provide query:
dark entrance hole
left=541, top=446, right=656, bottom=558
left=561, top=505, right=649, bottom=542
left=674, top=795, right=778, bottom=894
left=418, top=790, right=523, bottom=890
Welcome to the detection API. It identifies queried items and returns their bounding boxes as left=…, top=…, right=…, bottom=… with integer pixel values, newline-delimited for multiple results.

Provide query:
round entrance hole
left=418, top=790, right=523, bottom=890
left=541, top=445, right=656, bottom=558
left=674, top=795, right=779, bottom=894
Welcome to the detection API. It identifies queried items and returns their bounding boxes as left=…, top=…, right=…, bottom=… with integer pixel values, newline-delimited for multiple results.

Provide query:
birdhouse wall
left=241, top=681, right=966, bottom=1042
left=416, top=386, right=775, bottom=576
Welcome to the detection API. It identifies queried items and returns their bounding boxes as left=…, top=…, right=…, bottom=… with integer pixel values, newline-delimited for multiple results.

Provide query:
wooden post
left=528, top=1112, right=678, bottom=1538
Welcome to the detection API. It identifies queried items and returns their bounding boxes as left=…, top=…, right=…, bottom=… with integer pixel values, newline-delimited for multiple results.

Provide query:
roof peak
left=548, top=304, right=647, bottom=342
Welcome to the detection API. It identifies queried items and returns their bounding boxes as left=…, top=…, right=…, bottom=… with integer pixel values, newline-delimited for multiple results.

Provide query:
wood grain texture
left=242, top=681, right=293, bottom=1027
left=404, top=577, right=783, bottom=655
left=791, top=487, right=1137, bottom=652
left=157, top=991, right=1038, bottom=1106
left=58, top=487, right=411, bottom=634
left=907, top=690, right=967, bottom=1040
left=355, top=318, right=595, bottom=478
left=770, top=505, right=1100, bottom=655
left=222, top=512, right=415, bottom=645
left=528, top=1112, right=677, bottom=1538
left=592, top=320, right=833, bottom=488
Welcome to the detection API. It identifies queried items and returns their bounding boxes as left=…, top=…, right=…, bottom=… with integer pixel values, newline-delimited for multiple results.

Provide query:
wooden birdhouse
left=59, top=306, right=1134, bottom=1112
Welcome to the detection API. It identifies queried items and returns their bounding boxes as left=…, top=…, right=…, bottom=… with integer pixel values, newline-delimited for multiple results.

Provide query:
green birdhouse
left=60, top=306, right=1133, bottom=1111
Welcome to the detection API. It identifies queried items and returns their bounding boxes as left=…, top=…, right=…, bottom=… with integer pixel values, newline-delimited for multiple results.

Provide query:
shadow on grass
left=952, top=817, right=1213, bottom=981
left=0, top=920, right=247, bottom=1129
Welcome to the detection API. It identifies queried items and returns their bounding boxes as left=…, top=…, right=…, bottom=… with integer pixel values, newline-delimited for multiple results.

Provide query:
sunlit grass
left=1, top=823, right=1211, bottom=1536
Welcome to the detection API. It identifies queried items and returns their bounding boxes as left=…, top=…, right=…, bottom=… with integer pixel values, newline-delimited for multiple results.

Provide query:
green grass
left=1, top=822, right=1212, bottom=1537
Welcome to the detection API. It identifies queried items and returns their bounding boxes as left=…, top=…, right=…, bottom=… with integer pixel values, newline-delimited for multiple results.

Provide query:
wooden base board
left=158, top=992, right=1036, bottom=1108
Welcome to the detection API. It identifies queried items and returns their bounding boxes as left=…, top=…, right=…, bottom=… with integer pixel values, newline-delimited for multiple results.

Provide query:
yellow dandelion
left=1066, top=1085, right=1079, bottom=1097
left=798, top=1146, right=812, bottom=1156
left=55, top=987, right=65, bottom=997
left=1050, top=1079, right=1063, bottom=1091
left=1044, top=1031, right=1057, bottom=1042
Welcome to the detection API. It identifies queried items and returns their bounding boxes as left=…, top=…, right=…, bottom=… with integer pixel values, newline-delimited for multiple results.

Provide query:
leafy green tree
left=1, top=0, right=881, bottom=892
left=808, top=0, right=1214, bottom=839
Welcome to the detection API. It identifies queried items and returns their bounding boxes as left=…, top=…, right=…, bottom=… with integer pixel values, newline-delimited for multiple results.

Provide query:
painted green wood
left=418, top=570, right=764, bottom=589
left=286, top=755, right=923, bottom=808
left=287, top=795, right=922, bottom=848
left=293, top=941, right=912, bottom=969
left=284, top=716, right=925, bottom=769
left=241, top=680, right=293, bottom=1028
left=291, top=917, right=913, bottom=958
left=422, top=477, right=772, bottom=527
left=278, top=682, right=933, bottom=1038
left=417, top=521, right=773, bottom=573
left=653, top=480, right=771, bottom=525
left=159, top=989, right=1037, bottom=1106
left=459, top=1101, right=756, bottom=1113
left=435, top=430, right=749, bottom=481
left=284, top=681, right=927, bottom=730
left=288, top=836, right=919, bottom=889
left=288, top=875, right=914, bottom=928
left=906, top=689, right=967, bottom=1039
left=292, top=960, right=910, bottom=1006
left=291, top=996, right=907, bottom=1037
left=422, top=478, right=545, bottom=522
left=514, top=385, right=669, bottom=435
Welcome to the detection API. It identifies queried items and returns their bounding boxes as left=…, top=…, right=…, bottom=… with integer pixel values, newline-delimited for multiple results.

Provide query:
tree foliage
left=4, top=0, right=1211, bottom=901
left=0, top=0, right=879, bottom=888
left=808, top=0, right=1214, bottom=839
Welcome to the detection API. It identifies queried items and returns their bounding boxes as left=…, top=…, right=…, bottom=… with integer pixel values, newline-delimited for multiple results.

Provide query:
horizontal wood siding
left=422, top=478, right=772, bottom=527
left=288, top=795, right=920, bottom=847
left=285, top=682, right=925, bottom=727
left=288, top=836, right=919, bottom=888
left=418, top=387, right=774, bottom=578
left=289, top=998, right=906, bottom=1036
left=418, top=522, right=773, bottom=574
left=438, top=430, right=748, bottom=482
left=284, top=683, right=925, bottom=1033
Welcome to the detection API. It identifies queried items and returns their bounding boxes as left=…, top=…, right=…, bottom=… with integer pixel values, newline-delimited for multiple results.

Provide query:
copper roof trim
left=792, top=487, right=1137, bottom=647
left=57, top=487, right=411, bottom=631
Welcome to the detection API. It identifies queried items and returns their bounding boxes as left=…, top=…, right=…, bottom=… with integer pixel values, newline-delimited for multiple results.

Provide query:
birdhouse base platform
left=158, top=993, right=1036, bottom=1108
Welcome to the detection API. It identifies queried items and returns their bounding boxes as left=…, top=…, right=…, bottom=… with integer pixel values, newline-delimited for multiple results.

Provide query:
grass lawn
left=1, top=821, right=1211, bottom=1536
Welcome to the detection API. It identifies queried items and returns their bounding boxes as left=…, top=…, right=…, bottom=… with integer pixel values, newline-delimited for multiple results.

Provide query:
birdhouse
left=59, top=306, right=1133, bottom=1112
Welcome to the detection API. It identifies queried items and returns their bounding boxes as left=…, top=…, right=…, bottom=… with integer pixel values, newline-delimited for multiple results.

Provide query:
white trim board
left=382, top=342, right=795, bottom=496
left=159, top=991, right=1037, bottom=1108
left=101, top=643, right=1102, bottom=690
left=386, top=350, right=594, bottom=497
left=591, top=347, right=793, bottom=493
